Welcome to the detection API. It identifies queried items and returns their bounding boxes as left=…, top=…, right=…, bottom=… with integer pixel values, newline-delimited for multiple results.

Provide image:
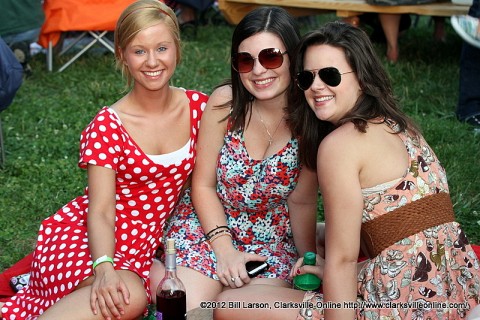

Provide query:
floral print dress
left=165, top=120, right=301, bottom=281
left=298, top=127, right=480, bottom=320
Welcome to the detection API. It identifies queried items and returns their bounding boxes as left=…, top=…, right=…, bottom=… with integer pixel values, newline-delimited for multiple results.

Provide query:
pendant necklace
left=256, top=106, right=284, bottom=146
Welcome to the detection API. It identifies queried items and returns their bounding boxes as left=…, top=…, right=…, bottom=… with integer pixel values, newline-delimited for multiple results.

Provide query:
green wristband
left=92, top=255, right=114, bottom=271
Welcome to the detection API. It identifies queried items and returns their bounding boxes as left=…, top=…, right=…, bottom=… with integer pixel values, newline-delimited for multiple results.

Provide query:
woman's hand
left=215, top=249, right=267, bottom=289
left=90, top=264, right=130, bottom=320
left=289, top=254, right=325, bottom=279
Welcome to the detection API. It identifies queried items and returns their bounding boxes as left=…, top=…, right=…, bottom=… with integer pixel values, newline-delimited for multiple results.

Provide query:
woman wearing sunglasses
left=214, top=21, right=480, bottom=320
left=155, top=5, right=321, bottom=313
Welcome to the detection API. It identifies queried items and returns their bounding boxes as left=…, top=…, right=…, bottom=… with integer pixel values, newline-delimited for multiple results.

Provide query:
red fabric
left=38, top=0, right=137, bottom=48
left=0, top=253, right=33, bottom=302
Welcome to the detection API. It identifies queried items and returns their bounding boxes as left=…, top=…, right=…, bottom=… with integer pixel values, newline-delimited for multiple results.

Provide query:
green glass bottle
left=293, top=251, right=322, bottom=291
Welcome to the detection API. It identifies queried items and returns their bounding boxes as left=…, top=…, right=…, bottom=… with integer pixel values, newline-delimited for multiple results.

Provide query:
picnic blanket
left=2, top=245, right=480, bottom=301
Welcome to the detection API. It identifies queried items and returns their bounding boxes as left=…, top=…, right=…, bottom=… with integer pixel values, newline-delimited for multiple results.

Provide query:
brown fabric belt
left=360, top=192, right=455, bottom=259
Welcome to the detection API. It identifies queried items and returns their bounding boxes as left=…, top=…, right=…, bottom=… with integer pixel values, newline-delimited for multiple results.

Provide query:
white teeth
left=315, top=96, right=333, bottom=102
left=144, top=71, right=161, bottom=76
left=255, top=78, right=274, bottom=85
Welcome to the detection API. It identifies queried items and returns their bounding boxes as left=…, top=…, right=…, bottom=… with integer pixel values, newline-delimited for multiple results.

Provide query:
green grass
left=1, top=15, right=479, bottom=271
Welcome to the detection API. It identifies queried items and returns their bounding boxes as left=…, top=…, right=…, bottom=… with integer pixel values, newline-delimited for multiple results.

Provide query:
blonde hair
left=114, top=0, right=181, bottom=87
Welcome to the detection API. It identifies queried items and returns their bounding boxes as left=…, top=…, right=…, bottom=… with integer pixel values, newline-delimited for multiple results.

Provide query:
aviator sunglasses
left=232, top=48, right=287, bottom=73
left=295, top=67, right=354, bottom=90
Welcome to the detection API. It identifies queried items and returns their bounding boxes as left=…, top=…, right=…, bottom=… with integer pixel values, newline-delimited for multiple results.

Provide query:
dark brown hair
left=288, top=21, right=420, bottom=169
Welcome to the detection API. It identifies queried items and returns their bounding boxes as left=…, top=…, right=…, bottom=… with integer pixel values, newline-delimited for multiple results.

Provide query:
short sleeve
left=78, top=108, right=123, bottom=171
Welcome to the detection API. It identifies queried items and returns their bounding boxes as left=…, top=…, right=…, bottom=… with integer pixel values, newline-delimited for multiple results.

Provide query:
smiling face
left=122, top=22, right=177, bottom=92
left=302, top=44, right=361, bottom=125
left=237, top=32, right=291, bottom=102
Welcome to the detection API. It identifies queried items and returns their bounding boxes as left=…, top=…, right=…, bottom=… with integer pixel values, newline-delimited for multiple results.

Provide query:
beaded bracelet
left=206, top=225, right=230, bottom=240
left=92, top=255, right=114, bottom=273
left=209, top=231, right=233, bottom=244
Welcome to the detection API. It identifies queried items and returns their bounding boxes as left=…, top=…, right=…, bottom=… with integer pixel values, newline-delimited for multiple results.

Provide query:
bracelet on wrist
left=206, top=225, right=230, bottom=240
left=208, top=231, right=232, bottom=244
left=92, top=255, right=114, bottom=273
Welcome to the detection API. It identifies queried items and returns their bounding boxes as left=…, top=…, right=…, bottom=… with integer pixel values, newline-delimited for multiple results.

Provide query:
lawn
left=0, top=14, right=479, bottom=271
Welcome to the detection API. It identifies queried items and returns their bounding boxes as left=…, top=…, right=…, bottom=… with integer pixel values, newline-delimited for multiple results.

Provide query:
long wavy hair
left=114, top=0, right=180, bottom=89
left=216, top=6, right=300, bottom=131
left=288, top=21, right=419, bottom=170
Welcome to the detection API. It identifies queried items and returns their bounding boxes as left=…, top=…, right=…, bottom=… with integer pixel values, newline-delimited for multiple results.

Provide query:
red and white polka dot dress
left=1, top=89, right=207, bottom=320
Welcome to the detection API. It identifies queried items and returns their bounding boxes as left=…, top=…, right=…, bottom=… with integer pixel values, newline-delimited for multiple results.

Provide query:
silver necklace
left=256, top=106, right=284, bottom=146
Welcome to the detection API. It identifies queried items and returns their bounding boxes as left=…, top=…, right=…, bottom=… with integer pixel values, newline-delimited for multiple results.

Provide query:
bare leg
left=177, top=4, right=196, bottom=24
left=214, top=281, right=304, bottom=320
left=379, top=13, right=402, bottom=63
left=433, top=16, right=446, bottom=42
left=150, top=260, right=223, bottom=311
left=38, top=270, right=147, bottom=320
left=316, top=222, right=325, bottom=258
left=0, top=302, right=4, bottom=317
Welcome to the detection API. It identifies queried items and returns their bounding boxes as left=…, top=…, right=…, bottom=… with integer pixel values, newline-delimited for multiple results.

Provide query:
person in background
left=164, top=0, right=215, bottom=37
left=0, top=0, right=208, bottom=319
left=150, top=5, right=323, bottom=313
left=377, top=13, right=445, bottom=62
left=0, top=36, right=23, bottom=111
left=214, top=21, right=480, bottom=320
left=0, top=0, right=45, bottom=76
left=451, top=0, right=480, bottom=131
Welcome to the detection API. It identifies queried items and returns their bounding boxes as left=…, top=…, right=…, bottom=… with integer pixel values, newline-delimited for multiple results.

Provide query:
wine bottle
left=156, top=238, right=186, bottom=320
left=293, top=251, right=322, bottom=291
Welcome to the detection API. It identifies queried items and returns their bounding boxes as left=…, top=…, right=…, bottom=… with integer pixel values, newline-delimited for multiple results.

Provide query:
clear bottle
left=156, top=238, right=186, bottom=320
left=293, top=251, right=322, bottom=291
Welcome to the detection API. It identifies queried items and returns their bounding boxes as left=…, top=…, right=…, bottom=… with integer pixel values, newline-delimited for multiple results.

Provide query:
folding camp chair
left=38, top=0, right=136, bottom=72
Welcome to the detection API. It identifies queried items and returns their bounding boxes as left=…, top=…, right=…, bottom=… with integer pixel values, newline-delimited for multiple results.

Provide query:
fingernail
left=296, top=269, right=301, bottom=275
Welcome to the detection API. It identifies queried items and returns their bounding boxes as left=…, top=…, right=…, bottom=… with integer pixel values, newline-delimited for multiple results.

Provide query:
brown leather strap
left=361, top=192, right=455, bottom=258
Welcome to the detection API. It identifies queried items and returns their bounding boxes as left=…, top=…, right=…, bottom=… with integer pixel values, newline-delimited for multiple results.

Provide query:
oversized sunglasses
left=295, top=67, right=354, bottom=90
left=232, top=48, right=287, bottom=73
